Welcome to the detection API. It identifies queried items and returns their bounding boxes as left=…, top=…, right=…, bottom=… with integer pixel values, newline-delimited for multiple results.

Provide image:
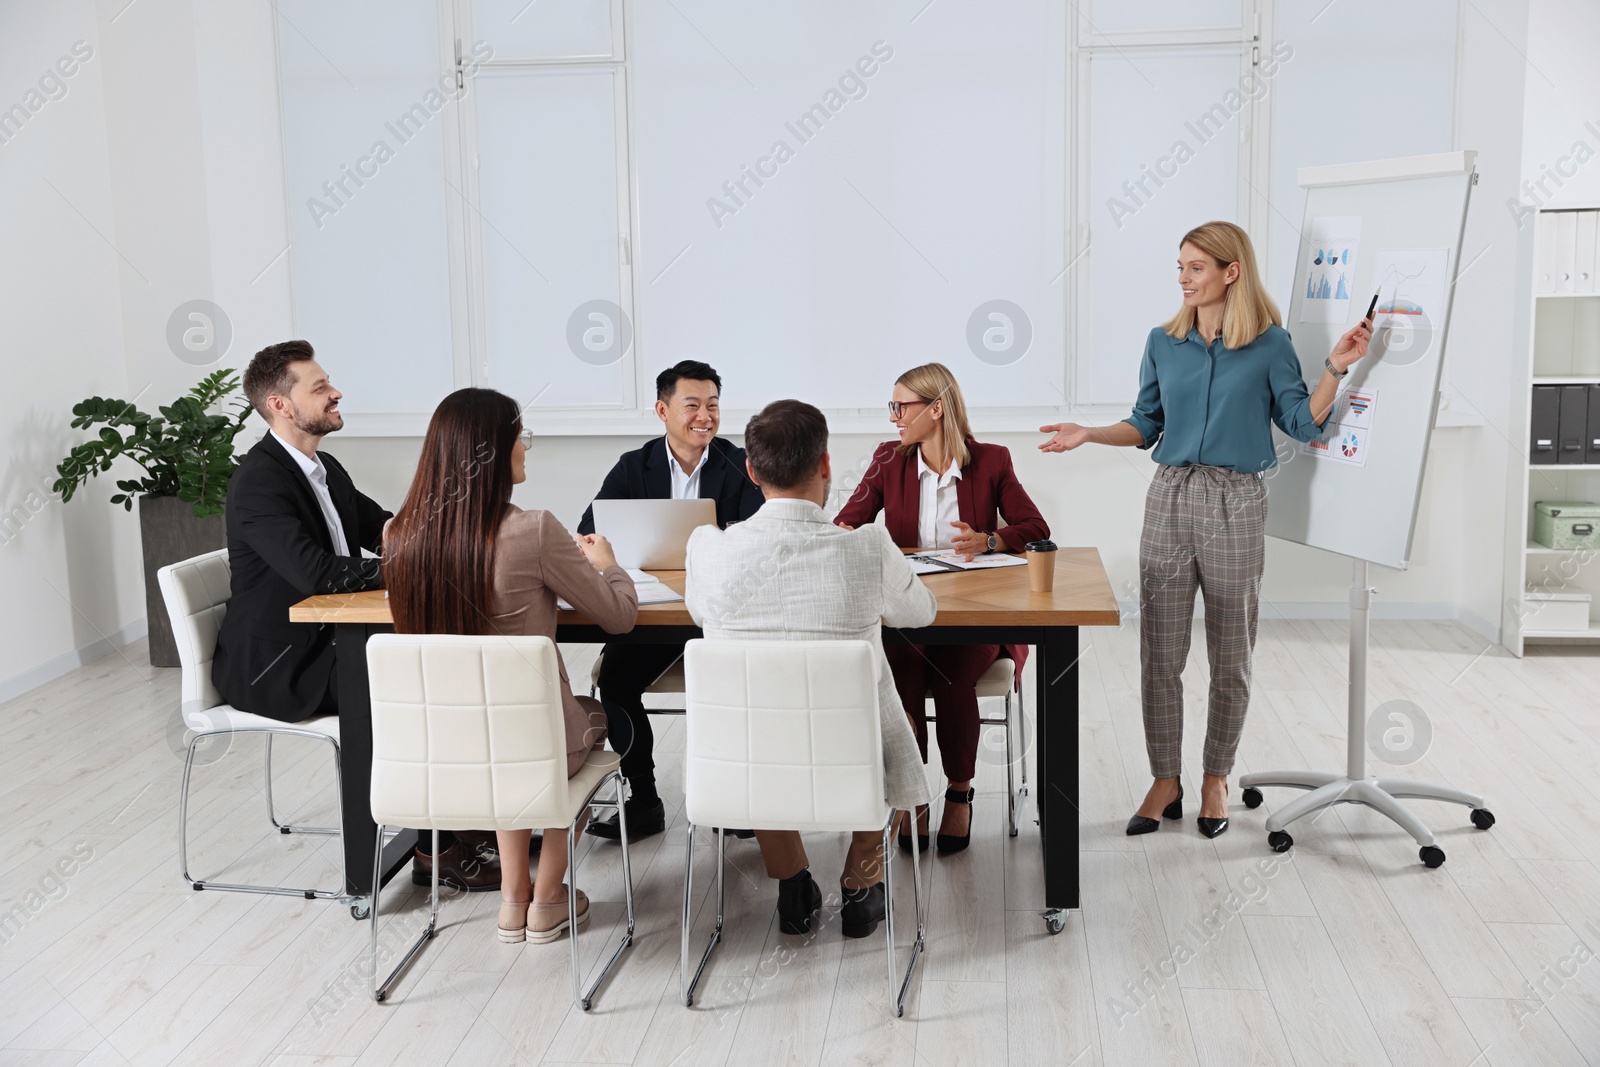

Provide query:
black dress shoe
left=896, top=806, right=929, bottom=853
left=587, top=798, right=666, bottom=841
left=1125, top=782, right=1184, bottom=836
left=840, top=883, right=886, bottom=939
left=936, top=787, right=977, bottom=855
left=777, top=871, right=822, bottom=935
left=412, top=842, right=501, bottom=892
left=1197, top=782, right=1228, bottom=838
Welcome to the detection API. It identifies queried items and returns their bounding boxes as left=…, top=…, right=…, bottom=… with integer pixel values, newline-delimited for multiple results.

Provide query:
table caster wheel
left=1268, top=830, right=1293, bottom=853
left=1470, top=808, right=1495, bottom=830
left=1241, top=787, right=1263, bottom=810
left=350, top=904, right=370, bottom=920
left=1420, top=845, right=1445, bottom=868
left=1042, top=908, right=1067, bottom=935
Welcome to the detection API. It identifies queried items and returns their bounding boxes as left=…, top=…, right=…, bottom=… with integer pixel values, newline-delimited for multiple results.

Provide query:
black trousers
left=315, top=658, right=454, bottom=857
left=596, top=641, right=684, bottom=803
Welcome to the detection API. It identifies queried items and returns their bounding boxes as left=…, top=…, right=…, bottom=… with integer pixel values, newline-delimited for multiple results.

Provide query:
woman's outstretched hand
left=1038, top=423, right=1090, bottom=453
left=1329, top=317, right=1374, bottom=373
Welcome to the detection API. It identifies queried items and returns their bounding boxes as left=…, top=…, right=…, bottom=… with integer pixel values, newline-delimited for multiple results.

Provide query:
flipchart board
left=1264, top=151, right=1476, bottom=569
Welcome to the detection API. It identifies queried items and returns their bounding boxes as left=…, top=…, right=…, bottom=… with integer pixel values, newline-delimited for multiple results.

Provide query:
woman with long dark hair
left=385, top=388, right=638, bottom=944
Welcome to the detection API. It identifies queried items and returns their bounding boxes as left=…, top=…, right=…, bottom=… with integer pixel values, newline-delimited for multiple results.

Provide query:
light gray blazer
left=684, top=497, right=937, bottom=810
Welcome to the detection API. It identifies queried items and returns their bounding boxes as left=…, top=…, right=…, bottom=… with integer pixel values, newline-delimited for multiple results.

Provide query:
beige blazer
left=489, top=507, right=639, bottom=775
left=684, top=497, right=937, bottom=809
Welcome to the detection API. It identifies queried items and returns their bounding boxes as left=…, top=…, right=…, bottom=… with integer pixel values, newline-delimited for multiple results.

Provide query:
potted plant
left=53, top=369, right=252, bottom=666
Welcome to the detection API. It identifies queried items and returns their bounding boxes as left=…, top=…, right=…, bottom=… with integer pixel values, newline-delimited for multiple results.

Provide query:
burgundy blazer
left=835, top=438, right=1049, bottom=552
left=834, top=438, right=1049, bottom=679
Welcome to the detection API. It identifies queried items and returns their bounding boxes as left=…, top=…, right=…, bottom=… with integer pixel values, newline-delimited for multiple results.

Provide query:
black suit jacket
left=577, top=436, right=765, bottom=535
left=212, top=433, right=391, bottom=721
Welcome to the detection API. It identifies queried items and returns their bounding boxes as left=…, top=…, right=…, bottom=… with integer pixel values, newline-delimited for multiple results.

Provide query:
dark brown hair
left=243, top=339, right=316, bottom=418
left=743, top=400, right=827, bottom=491
left=384, top=388, right=520, bottom=635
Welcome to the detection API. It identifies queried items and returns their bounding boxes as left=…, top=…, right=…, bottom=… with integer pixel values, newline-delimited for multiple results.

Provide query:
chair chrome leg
left=372, top=827, right=438, bottom=1002
left=681, top=826, right=725, bottom=1007
left=180, top=727, right=345, bottom=899
left=179, top=735, right=201, bottom=888
left=572, top=771, right=637, bottom=1011
left=1003, top=693, right=1018, bottom=837
left=885, top=810, right=926, bottom=1018
left=266, top=732, right=341, bottom=836
left=1016, top=681, right=1029, bottom=791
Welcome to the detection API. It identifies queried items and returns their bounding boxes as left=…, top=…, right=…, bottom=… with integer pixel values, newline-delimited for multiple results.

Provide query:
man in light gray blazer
left=685, top=400, right=936, bottom=939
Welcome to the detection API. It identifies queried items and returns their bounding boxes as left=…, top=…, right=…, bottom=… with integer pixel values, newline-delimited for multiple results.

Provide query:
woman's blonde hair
left=1164, top=220, right=1281, bottom=350
left=894, top=362, right=973, bottom=469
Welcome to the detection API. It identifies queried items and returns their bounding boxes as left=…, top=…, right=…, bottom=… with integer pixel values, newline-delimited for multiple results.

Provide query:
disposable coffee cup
left=1024, top=540, right=1057, bottom=593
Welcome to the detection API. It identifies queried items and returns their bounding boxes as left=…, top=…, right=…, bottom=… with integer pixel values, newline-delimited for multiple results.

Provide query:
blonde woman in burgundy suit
left=834, top=363, right=1049, bottom=854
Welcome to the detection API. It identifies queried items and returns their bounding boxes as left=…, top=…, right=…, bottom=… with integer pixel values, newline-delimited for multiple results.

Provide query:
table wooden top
left=289, top=547, right=1120, bottom=628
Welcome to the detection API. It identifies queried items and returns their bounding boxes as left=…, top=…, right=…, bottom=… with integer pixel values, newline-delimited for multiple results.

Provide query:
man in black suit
left=213, top=340, right=500, bottom=891
left=578, top=360, right=764, bottom=840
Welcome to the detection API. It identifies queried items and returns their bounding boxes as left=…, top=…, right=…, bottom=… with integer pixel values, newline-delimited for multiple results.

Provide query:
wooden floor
left=2, top=619, right=1598, bottom=1066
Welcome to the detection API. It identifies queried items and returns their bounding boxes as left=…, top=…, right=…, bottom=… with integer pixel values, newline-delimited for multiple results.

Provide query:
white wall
left=0, top=1, right=146, bottom=700
left=1, top=0, right=1565, bottom=699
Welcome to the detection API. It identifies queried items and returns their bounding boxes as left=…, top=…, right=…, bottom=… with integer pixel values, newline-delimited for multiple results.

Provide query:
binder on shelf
left=1559, top=385, right=1589, bottom=464
left=1577, top=211, right=1599, bottom=294
left=1532, top=385, right=1560, bottom=463
left=1589, top=384, right=1600, bottom=464
left=1539, top=212, right=1579, bottom=294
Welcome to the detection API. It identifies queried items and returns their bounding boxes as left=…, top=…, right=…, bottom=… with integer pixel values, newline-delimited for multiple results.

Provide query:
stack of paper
left=907, top=551, right=1030, bottom=575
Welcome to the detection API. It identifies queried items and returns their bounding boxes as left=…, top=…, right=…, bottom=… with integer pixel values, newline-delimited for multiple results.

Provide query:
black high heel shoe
left=1197, top=781, right=1229, bottom=839
left=936, top=787, right=977, bottom=855
left=897, top=805, right=929, bottom=853
left=1125, top=781, right=1184, bottom=836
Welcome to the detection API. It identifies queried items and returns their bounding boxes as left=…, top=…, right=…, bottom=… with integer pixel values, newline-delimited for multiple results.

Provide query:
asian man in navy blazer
left=578, top=360, right=764, bottom=841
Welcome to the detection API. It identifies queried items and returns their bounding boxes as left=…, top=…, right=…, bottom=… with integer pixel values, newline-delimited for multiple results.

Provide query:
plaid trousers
left=1138, top=463, right=1266, bottom=779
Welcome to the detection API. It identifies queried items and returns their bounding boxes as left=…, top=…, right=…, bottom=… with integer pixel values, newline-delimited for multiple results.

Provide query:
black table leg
left=336, top=622, right=414, bottom=902
left=1037, top=625, right=1080, bottom=928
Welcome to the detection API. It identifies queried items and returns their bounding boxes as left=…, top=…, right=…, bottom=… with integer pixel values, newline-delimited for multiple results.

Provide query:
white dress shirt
left=271, top=429, right=351, bottom=556
left=665, top=436, right=709, bottom=500
left=916, top=451, right=963, bottom=549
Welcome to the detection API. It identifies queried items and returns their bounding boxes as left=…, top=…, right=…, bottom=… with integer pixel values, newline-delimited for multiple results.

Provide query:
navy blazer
left=577, top=436, right=765, bottom=535
left=212, top=433, right=390, bottom=722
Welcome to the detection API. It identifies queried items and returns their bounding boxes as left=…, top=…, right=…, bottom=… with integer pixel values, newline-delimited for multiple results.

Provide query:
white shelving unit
left=1503, top=206, right=1600, bottom=655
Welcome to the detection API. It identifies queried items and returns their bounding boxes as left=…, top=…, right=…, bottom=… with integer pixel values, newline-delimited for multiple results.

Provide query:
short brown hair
left=743, top=400, right=828, bottom=491
left=243, top=339, right=316, bottom=418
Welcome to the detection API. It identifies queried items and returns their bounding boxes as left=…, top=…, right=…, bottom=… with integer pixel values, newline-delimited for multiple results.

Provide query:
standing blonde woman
left=1039, top=221, right=1371, bottom=838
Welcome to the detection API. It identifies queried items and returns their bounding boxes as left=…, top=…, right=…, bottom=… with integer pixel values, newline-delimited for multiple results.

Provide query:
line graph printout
left=1371, top=248, right=1449, bottom=328
left=1299, top=215, right=1363, bottom=323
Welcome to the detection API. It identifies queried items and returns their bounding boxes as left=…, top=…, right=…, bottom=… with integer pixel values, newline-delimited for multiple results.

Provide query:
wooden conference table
left=290, top=550, right=1118, bottom=929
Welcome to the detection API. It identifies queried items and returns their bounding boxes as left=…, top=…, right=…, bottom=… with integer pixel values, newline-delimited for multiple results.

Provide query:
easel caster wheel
left=1268, top=830, right=1293, bottom=853
left=350, top=904, right=370, bottom=920
left=1241, top=787, right=1264, bottom=810
left=1420, top=846, right=1445, bottom=868
left=1043, top=909, right=1067, bottom=935
left=1470, top=809, right=1495, bottom=830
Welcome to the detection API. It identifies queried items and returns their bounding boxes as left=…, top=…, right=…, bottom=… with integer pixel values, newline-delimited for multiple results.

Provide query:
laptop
left=591, top=498, right=717, bottom=570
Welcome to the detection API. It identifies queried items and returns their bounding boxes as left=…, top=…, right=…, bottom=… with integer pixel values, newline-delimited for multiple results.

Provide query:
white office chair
left=918, top=654, right=1030, bottom=837
left=158, top=549, right=346, bottom=900
left=680, top=638, right=926, bottom=1017
left=365, top=633, right=636, bottom=1008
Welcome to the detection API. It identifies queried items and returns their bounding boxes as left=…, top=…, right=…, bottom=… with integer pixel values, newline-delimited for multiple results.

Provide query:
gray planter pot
left=140, top=495, right=226, bottom=667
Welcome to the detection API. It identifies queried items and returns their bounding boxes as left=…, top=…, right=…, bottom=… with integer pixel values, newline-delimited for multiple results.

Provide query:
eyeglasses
left=517, top=429, right=533, bottom=450
left=888, top=399, right=932, bottom=419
